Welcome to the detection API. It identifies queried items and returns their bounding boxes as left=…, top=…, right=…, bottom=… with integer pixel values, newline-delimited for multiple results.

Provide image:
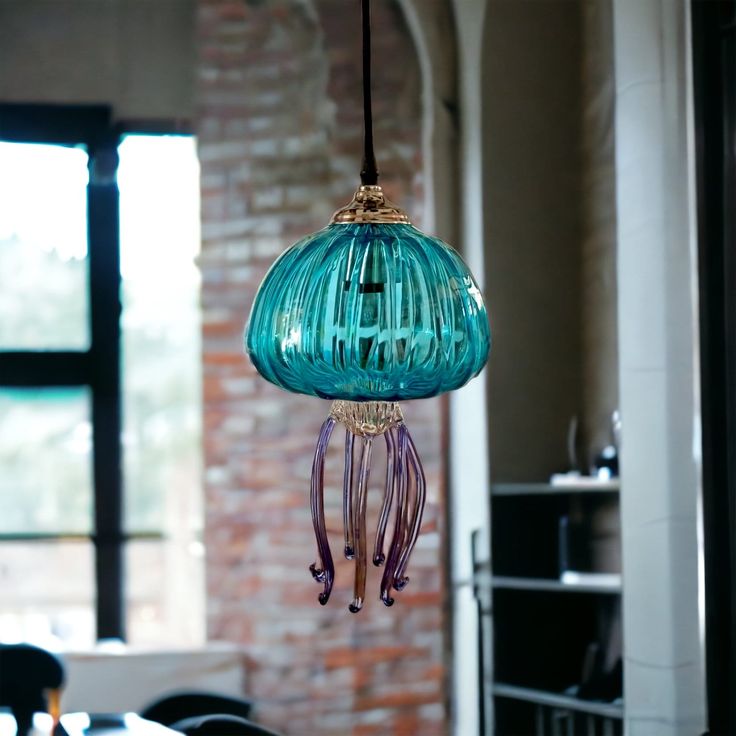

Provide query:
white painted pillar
left=450, top=2, right=491, bottom=735
left=612, top=0, right=705, bottom=733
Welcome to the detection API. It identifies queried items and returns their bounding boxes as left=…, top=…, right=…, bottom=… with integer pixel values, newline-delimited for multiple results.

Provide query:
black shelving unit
left=488, top=481, right=624, bottom=735
left=492, top=575, right=621, bottom=595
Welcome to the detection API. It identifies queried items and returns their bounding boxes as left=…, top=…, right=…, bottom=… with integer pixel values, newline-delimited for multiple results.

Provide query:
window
left=119, top=135, right=204, bottom=646
left=0, top=106, right=203, bottom=649
left=0, top=141, right=90, bottom=350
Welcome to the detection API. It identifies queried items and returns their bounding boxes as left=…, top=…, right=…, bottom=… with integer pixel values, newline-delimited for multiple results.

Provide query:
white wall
left=581, top=0, right=619, bottom=463
left=0, top=0, right=195, bottom=122
left=62, top=645, right=244, bottom=713
left=483, top=0, right=585, bottom=483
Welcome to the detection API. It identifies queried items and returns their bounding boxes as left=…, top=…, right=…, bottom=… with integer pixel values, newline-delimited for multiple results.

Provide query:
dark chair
left=140, top=692, right=253, bottom=729
left=170, top=715, right=281, bottom=736
left=0, top=643, right=65, bottom=736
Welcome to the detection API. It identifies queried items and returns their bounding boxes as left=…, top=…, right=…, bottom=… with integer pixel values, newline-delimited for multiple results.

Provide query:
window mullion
left=88, top=132, right=124, bottom=642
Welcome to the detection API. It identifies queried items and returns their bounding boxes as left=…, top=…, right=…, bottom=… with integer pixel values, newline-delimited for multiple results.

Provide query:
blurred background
left=0, top=0, right=722, bottom=735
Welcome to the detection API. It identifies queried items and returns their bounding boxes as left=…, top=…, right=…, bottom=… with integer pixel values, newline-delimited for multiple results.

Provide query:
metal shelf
left=492, top=480, right=620, bottom=496
left=492, top=575, right=622, bottom=595
left=493, top=682, right=624, bottom=719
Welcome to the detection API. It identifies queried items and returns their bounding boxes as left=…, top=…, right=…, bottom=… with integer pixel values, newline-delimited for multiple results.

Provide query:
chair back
left=140, top=692, right=252, bottom=728
left=170, top=715, right=281, bottom=736
left=0, top=643, right=65, bottom=736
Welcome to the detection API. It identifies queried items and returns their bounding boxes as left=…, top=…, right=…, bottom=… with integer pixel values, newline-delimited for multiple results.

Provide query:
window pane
left=0, top=142, right=89, bottom=349
left=119, top=135, right=202, bottom=533
left=126, top=538, right=205, bottom=647
left=118, top=135, right=204, bottom=646
left=0, top=388, right=93, bottom=534
left=0, top=540, right=95, bottom=649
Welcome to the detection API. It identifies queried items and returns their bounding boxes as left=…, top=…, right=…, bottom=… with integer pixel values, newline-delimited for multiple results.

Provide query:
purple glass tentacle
left=373, top=427, right=397, bottom=566
left=393, top=428, right=427, bottom=591
left=391, top=461, right=413, bottom=589
left=309, top=416, right=336, bottom=605
left=349, top=436, right=373, bottom=613
left=380, top=423, right=408, bottom=606
left=342, top=430, right=355, bottom=559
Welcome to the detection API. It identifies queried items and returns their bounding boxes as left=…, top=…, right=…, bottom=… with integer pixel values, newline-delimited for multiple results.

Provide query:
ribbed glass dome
left=245, top=221, right=490, bottom=401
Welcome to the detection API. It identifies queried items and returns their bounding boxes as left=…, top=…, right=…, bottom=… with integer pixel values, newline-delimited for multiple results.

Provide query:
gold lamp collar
left=331, top=185, right=411, bottom=225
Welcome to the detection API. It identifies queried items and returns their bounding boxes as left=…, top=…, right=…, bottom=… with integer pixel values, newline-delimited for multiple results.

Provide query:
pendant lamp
left=245, top=0, right=490, bottom=612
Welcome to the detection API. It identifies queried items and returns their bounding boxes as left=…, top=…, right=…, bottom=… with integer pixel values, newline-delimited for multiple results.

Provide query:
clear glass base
left=329, top=400, right=403, bottom=436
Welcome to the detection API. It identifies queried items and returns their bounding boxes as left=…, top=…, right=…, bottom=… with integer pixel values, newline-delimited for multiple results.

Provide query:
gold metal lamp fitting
left=331, top=185, right=411, bottom=225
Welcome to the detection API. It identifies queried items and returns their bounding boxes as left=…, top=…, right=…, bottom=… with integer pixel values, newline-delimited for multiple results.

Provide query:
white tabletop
left=0, top=712, right=180, bottom=736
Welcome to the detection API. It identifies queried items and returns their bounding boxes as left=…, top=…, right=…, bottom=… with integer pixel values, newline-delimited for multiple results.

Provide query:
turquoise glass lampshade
left=245, top=193, right=490, bottom=402
left=244, top=185, right=490, bottom=612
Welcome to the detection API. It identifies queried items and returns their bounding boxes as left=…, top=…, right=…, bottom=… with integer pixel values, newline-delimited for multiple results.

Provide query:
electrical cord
left=360, top=0, right=379, bottom=186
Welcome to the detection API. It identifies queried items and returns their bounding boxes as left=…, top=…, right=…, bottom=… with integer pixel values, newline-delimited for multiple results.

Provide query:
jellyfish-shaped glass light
left=245, top=185, right=490, bottom=611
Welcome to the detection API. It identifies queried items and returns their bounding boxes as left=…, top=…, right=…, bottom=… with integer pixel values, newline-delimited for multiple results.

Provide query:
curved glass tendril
left=309, top=417, right=336, bottom=605
left=309, top=401, right=426, bottom=611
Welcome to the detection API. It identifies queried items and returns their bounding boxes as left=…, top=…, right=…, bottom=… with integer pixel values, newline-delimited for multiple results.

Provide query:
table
left=0, top=712, right=181, bottom=736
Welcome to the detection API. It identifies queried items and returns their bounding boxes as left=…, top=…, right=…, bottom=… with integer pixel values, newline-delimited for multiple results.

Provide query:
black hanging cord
left=360, top=0, right=379, bottom=185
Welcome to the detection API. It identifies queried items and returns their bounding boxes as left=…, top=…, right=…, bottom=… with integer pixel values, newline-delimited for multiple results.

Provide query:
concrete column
left=450, top=2, right=491, bottom=735
left=612, top=0, right=706, bottom=732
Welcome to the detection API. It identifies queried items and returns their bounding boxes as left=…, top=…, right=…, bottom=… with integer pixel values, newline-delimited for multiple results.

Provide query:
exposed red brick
left=355, top=690, right=443, bottom=713
left=196, top=1, right=448, bottom=734
left=324, top=645, right=428, bottom=669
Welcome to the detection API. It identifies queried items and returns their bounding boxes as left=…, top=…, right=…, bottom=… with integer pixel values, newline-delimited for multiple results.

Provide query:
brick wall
left=196, top=2, right=448, bottom=734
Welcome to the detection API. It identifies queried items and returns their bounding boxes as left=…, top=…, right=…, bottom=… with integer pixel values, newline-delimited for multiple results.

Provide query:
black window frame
left=0, top=103, right=124, bottom=640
